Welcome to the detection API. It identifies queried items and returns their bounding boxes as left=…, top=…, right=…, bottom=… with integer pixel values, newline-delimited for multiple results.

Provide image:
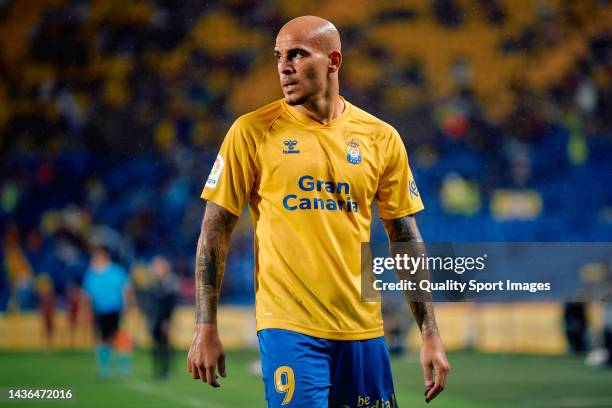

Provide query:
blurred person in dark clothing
left=564, top=302, right=588, bottom=354
left=604, top=257, right=612, bottom=367
left=147, top=255, right=179, bottom=379
left=37, top=274, right=56, bottom=350
left=66, top=282, right=82, bottom=348
left=604, top=303, right=612, bottom=367
left=0, top=257, right=8, bottom=312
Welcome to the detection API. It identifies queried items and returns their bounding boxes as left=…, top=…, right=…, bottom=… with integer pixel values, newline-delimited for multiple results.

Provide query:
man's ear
left=328, top=50, right=342, bottom=73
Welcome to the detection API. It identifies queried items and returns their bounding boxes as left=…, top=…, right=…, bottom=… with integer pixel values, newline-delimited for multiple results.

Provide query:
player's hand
left=187, top=323, right=226, bottom=387
left=420, top=332, right=450, bottom=403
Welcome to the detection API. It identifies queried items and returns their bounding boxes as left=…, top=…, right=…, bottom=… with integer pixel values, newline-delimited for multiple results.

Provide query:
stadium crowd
left=0, top=0, right=610, bottom=316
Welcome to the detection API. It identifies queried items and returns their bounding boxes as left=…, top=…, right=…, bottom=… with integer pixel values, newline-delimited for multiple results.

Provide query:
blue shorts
left=258, top=328, right=397, bottom=408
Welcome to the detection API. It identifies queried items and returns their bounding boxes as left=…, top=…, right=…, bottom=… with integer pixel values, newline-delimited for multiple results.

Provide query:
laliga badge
left=206, top=154, right=224, bottom=189
left=346, top=138, right=362, bottom=165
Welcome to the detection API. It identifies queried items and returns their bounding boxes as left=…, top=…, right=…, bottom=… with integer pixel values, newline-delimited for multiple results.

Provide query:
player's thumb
left=218, top=354, right=227, bottom=378
left=422, top=362, right=434, bottom=388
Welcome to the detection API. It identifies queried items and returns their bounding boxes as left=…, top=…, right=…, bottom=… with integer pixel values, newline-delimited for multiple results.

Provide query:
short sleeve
left=201, top=119, right=257, bottom=216
left=375, top=129, right=424, bottom=219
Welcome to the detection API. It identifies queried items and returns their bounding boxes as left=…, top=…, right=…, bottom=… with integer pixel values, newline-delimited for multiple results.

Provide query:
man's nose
left=279, top=60, right=294, bottom=75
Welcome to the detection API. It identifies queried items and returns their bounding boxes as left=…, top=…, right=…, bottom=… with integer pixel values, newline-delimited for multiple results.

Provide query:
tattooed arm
left=187, top=202, right=239, bottom=388
left=382, top=215, right=450, bottom=403
left=194, top=202, right=238, bottom=325
left=382, top=215, right=438, bottom=336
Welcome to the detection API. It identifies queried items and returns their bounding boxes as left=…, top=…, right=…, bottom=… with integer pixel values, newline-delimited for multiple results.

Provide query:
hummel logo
left=283, top=139, right=300, bottom=154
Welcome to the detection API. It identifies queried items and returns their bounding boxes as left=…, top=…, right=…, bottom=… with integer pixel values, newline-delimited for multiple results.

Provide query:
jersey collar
left=282, top=96, right=351, bottom=128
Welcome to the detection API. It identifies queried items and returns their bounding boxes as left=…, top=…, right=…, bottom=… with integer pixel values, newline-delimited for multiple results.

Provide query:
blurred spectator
left=479, top=0, right=506, bottom=24
left=3, top=224, right=36, bottom=310
left=564, top=302, right=588, bottom=354
left=433, top=0, right=463, bottom=27
left=0, top=255, right=8, bottom=311
left=36, top=273, right=55, bottom=350
left=605, top=301, right=612, bottom=367
left=66, top=282, right=83, bottom=348
left=604, top=256, right=612, bottom=367
left=440, top=173, right=481, bottom=216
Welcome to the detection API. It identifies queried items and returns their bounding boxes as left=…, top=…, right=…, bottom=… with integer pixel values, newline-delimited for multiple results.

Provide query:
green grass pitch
left=1, top=349, right=612, bottom=407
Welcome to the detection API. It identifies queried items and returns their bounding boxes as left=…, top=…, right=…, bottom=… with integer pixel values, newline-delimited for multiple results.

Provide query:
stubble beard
left=284, top=92, right=307, bottom=106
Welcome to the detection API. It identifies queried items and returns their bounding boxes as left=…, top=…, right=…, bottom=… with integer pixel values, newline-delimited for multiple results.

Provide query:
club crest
left=346, top=138, right=362, bottom=165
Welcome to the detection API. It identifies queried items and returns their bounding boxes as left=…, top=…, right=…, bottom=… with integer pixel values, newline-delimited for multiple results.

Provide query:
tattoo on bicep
left=194, top=203, right=238, bottom=324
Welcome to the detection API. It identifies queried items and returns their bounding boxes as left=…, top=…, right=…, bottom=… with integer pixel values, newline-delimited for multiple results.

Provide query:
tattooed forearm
left=409, top=300, right=439, bottom=336
left=382, top=216, right=422, bottom=243
left=382, top=215, right=439, bottom=337
left=194, top=202, right=238, bottom=325
left=194, top=247, right=222, bottom=325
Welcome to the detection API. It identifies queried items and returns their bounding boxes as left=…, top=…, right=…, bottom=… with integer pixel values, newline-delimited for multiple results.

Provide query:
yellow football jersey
left=202, top=97, right=424, bottom=340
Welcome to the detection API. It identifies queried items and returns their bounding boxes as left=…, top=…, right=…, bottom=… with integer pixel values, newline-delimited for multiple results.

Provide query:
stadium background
left=1, top=0, right=611, bottom=407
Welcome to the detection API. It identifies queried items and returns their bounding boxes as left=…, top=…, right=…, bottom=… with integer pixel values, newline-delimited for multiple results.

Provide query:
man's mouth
left=282, top=81, right=298, bottom=89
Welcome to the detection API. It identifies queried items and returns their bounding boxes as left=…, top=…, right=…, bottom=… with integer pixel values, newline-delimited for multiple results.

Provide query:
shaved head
left=275, top=16, right=343, bottom=111
left=278, top=16, right=341, bottom=54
